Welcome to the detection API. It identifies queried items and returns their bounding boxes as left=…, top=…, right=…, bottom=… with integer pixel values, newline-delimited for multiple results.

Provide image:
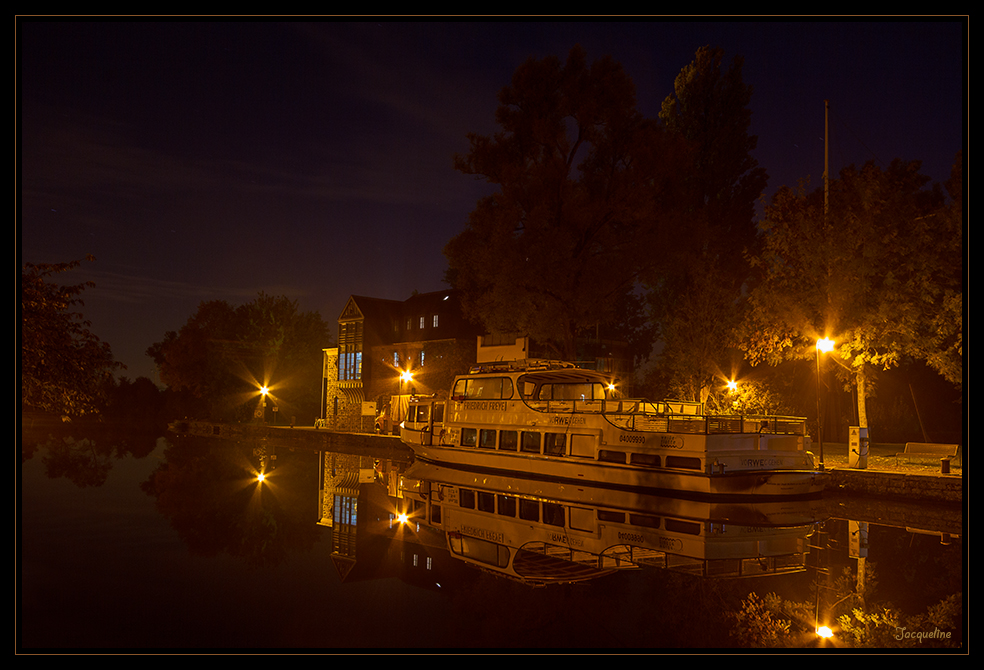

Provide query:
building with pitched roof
left=320, top=289, right=481, bottom=432
left=319, top=288, right=635, bottom=432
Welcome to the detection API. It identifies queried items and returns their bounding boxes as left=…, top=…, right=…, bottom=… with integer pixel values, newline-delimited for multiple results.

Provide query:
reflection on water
left=395, top=461, right=823, bottom=584
left=20, top=428, right=963, bottom=650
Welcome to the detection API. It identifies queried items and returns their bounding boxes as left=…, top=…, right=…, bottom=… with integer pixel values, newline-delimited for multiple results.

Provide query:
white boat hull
left=406, top=441, right=825, bottom=499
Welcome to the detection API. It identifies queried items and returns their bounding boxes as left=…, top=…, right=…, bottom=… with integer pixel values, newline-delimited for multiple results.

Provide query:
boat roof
left=467, top=359, right=611, bottom=384
left=516, top=368, right=611, bottom=385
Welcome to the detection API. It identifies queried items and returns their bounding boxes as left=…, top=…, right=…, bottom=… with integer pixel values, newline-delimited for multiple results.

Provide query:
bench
left=896, top=442, right=959, bottom=470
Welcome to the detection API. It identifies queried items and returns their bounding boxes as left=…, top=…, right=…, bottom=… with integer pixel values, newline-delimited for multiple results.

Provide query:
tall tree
left=21, top=256, right=123, bottom=417
left=740, top=157, right=956, bottom=436
left=445, top=46, right=688, bottom=361
left=659, top=45, right=768, bottom=256
left=649, top=46, right=768, bottom=403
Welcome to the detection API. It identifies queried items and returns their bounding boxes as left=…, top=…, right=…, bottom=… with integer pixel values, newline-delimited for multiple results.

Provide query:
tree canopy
left=21, top=256, right=123, bottom=417
left=147, top=293, right=332, bottom=422
left=445, top=45, right=689, bottom=361
left=740, top=154, right=961, bottom=428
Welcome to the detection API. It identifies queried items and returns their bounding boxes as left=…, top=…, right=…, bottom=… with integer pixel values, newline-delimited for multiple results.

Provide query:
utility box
left=849, top=426, right=869, bottom=469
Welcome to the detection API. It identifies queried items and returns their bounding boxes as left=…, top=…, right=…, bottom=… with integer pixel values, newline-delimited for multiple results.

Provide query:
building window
left=432, top=314, right=439, bottom=328
left=339, top=321, right=363, bottom=381
left=419, top=316, right=425, bottom=329
left=393, top=351, right=400, bottom=367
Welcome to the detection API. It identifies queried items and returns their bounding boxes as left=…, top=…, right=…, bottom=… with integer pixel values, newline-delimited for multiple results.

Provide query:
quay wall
left=825, top=467, right=962, bottom=504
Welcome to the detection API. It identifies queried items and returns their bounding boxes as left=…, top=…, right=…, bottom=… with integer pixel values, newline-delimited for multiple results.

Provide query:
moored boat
left=399, top=360, right=825, bottom=499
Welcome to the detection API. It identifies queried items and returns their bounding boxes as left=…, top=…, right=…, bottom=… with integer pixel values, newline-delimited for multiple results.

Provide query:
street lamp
left=815, top=338, right=834, bottom=471
left=399, top=369, right=413, bottom=394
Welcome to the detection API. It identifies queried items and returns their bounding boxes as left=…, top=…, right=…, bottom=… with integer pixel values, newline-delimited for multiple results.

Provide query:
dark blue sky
left=18, top=19, right=966, bottom=382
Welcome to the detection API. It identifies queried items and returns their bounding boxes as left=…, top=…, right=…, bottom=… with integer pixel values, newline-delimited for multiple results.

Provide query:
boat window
left=415, top=404, right=429, bottom=423
left=630, top=453, right=660, bottom=467
left=629, top=514, right=660, bottom=529
left=597, top=510, right=625, bottom=523
left=459, top=489, right=476, bottom=509
left=452, top=376, right=514, bottom=400
left=665, top=455, right=702, bottom=470
left=599, top=449, right=626, bottom=464
left=665, top=519, right=702, bottom=535
left=432, top=402, right=444, bottom=423
left=536, top=383, right=606, bottom=401
left=461, top=427, right=477, bottom=447
left=477, top=491, right=495, bottom=513
left=430, top=504, right=441, bottom=525
left=542, top=502, right=565, bottom=527
left=518, top=499, right=539, bottom=522
left=544, top=433, right=566, bottom=456
left=497, top=495, right=516, bottom=517
left=499, top=430, right=518, bottom=451
left=479, top=429, right=496, bottom=449
left=521, top=431, right=541, bottom=454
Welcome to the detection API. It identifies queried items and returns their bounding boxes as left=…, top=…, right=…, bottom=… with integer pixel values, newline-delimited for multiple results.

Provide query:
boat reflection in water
left=396, top=460, right=827, bottom=586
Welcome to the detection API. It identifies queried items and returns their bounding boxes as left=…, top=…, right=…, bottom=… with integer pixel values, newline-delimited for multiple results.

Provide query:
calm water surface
left=19, top=428, right=963, bottom=651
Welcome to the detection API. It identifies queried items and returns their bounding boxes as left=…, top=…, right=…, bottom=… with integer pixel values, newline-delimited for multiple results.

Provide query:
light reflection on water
left=19, top=429, right=963, bottom=651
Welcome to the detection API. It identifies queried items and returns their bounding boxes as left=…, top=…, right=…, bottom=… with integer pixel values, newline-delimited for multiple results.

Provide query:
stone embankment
left=825, top=468, right=961, bottom=504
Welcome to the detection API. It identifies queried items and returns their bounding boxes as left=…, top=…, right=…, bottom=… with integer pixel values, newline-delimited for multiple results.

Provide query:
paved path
left=816, top=441, right=961, bottom=475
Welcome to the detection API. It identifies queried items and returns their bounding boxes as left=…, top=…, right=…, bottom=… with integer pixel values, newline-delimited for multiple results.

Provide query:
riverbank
left=167, top=421, right=964, bottom=504
left=818, top=441, right=963, bottom=504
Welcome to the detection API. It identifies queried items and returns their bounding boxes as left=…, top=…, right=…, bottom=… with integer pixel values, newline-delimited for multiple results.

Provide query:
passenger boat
left=398, top=460, right=824, bottom=584
left=399, top=360, right=825, bottom=499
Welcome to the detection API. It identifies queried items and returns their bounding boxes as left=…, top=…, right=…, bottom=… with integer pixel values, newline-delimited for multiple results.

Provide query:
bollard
left=941, top=456, right=951, bottom=474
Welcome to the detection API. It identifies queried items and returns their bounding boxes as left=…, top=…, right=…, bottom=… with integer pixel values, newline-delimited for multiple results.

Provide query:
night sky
left=18, top=19, right=966, bottom=383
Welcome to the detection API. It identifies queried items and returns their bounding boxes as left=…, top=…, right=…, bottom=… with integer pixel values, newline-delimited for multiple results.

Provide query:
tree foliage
left=147, top=293, right=332, bottom=422
left=21, top=256, right=123, bottom=417
left=445, top=45, right=689, bottom=360
left=659, top=45, right=768, bottom=257
left=647, top=46, right=768, bottom=403
left=740, top=156, right=960, bottom=427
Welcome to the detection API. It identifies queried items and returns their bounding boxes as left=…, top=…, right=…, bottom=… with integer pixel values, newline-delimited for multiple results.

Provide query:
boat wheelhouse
left=400, top=360, right=825, bottom=499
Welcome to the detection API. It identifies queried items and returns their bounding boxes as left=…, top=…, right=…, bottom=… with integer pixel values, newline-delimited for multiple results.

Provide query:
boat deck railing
left=525, top=398, right=806, bottom=436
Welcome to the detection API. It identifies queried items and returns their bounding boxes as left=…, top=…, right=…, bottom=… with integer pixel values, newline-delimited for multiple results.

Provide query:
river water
left=18, top=427, right=964, bottom=652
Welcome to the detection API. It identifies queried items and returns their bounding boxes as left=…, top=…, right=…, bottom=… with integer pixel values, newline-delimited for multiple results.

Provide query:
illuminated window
left=432, top=314, right=439, bottom=327
left=339, top=321, right=363, bottom=381
left=419, top=316, right=425, bottom=329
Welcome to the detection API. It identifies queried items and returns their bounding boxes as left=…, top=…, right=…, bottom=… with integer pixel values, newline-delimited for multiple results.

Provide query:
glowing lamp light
left=400, top=370, right=413, bottom=383
left=260, top=386, right=269, bottom=396
left=397, top=512, right=409, bottom=525
left=726, top=380, right=738, bottom=392
left=816, top=337, right=834, bottom=353
left=816, top=625, right=833, bottom=639
left=257, top=472, right=266, bottom=483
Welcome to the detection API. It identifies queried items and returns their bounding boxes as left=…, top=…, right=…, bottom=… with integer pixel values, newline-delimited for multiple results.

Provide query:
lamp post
left=815, top=338, right=834, bottom=471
